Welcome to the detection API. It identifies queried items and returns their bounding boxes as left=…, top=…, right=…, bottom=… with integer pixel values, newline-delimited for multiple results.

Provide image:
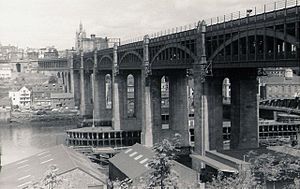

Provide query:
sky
left=0, top=0, right=276, bottom=50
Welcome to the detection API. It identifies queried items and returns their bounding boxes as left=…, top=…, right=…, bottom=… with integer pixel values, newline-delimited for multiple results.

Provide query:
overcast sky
left=0, top=0, right=276, bottom=50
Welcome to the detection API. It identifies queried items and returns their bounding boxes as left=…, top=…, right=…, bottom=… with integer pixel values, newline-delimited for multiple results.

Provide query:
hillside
left=0, top=72, right=50, bottom=102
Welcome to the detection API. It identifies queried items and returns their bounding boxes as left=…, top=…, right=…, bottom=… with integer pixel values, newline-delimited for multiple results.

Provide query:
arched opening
left=223, top=78, right=231, bottom=101
left=127, top=74, right=135, bottom=117
left=222, top=78, right=231, bottom=149
left=16, top=63, right=21, bottom=72
left=161, top=76, right=169, bottom=129
left=187, top=77, right=194, bottom=146
left=62, top=72, right=65, bottom=85
left=105, top=74, right=112, bottom=109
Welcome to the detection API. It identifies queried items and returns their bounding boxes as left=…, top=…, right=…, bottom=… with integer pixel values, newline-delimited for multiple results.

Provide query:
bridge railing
left=120, top=0, right=299, bottom=45
left=206, top=0, right=299, bottom=27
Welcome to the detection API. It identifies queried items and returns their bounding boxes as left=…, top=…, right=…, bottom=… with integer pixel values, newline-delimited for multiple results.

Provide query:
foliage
left=108, top=178, right=132, bottom=189
left=284, top=178, right=300, bottom=189
left=147, top=133, right=181, bottom=189
left=206, top=149, right=300, bottom=189
left=48, top=76, right=58, bottom=84
left=206, top=168, right=258, bottom=189
left=29, top=165, right=62, bottom=189
left=247, top=151, right=300, bottom=186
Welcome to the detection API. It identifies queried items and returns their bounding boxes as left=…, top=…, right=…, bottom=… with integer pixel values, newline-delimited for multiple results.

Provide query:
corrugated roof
left=108, top=143, right=154, bottom=179
left=108, top=143, right=198, bottom=182
left=0, top=145, right=107, bottom=189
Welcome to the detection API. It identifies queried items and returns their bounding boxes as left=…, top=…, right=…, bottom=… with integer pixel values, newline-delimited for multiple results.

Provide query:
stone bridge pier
left=145, top=70, right=189, bottom=147
left=192, top=68, right=259, bottom=171
left=93, top=70, right=112, bottom=123
left=79, top=52, right=93, bottom=117
left=229, top=68, right=259, bottom=149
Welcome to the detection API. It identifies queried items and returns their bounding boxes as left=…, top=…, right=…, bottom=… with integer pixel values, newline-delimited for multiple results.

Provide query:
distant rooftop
left=0, top=145, right=107, bottom=189
left=50, top=93, right=74, bottom=99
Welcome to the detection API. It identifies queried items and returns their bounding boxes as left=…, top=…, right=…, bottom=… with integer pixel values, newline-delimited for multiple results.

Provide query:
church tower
left=75, top=22, right=86, bottom=52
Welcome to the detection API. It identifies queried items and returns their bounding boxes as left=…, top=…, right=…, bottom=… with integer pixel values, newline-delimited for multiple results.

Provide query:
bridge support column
left=169, top=71, right=189, bottom=146
left=70, top=55, right=75, bottom=95
left=141, top=35, right=153, bottom=147
left=65, top=72, right=69, bottom=93
left=80, top=53, right=93, bottom=117
left=230, top=69, right=259, bottom=149
left=112, top=44, right=121, bottom=130
left=80, top=52, right=86, bottom=116
left=141, top=76, right=153, bottom=147
left=94, top=71, right=101, bottom=121
left=84, top=72, right=93, bottom=116
left=192, top=20, right=209, bottom=172
left=204, top=77, right=224, bottom=151
left=150, top=76, right=162, bottom=144
left=73, top=70, right=81, bottom=108
left=112, top=75, right=121, bottom=130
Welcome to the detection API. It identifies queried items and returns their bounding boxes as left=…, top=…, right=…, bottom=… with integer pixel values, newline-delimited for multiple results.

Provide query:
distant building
left=0, top=145, right=107, bottom=189
left=0, top=63, right=12, bottom=78
left=0, top=44, right=24, bottom=61
left=31, top=83, right=64, bottom=108
left=50, top=93, right=75, bottom=109
left=9, top=86, right=31, bottom=108
left=25, top=48, right=39, bottom=60
left=38, top=46, right=59, bottom=59
left=260, top=69, right=300, bottom=99
left=109, top=143, right=198, bottom=188
left=75, top=22, right=109, bottom=52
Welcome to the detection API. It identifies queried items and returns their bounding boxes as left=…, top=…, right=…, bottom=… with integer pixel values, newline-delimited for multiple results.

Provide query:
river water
left=0, top=121, right=77, bottom=165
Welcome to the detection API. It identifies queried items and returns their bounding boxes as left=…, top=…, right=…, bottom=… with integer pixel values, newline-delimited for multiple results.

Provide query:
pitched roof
left=108, top=143, right=154, bottom=179
left=0, top=145, right=107, bottom=189
left=108, top=143, right=198, bottom=182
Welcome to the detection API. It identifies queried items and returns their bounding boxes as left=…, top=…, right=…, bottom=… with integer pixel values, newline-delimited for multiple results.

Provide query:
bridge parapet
left=37, top=58, right=69, bottom=71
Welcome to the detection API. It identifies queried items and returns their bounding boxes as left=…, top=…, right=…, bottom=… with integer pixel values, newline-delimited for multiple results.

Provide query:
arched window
left=222, top=78, right=231, bottom=101
left=105, top=74, right=112, bottom=109
left=127, top=74, right=135, bottom=117
left=161, top=76, right=169, bottom=129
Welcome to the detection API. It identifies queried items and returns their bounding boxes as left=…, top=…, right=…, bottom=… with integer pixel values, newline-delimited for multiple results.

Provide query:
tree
left=29, top=165, right=62, bottom=189
left=48, top=76, right=58, bottom=84
left=147, top=134, right=181, bottom=189
left=206, top=168, right=258, bottom=189
left=246, top=151, right=300, bottom=189
left=206, top=150, right=300, bottom=189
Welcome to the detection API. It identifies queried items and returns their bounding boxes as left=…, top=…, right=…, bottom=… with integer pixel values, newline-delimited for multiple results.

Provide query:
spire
left=79, top=21, right=83, bottom=32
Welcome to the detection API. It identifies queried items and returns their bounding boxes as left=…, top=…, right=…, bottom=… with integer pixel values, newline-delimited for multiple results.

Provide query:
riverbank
left=9, top=110, right=79, bottom=125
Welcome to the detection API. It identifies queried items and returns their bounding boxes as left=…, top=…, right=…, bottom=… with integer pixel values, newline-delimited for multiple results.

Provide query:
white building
left=0, top=63, right=12, bottom=78
left=9, top=86, right=31, bottom=108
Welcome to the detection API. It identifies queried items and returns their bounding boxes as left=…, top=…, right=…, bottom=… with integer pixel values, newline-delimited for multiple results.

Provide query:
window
left=127, top=74, right=135, bottom=117
left=161, top=76, right=169, bottom=129
left=105, top=74, right=112, bottom=109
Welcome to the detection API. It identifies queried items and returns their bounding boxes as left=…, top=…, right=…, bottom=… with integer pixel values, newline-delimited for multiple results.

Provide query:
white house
left=0, top=63, right=12, bottom=78
left=9, top=86, right=31, bottom=108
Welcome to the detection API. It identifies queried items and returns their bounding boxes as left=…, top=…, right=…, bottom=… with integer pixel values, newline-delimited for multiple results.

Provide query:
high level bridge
left=38, top=0, right=300, bottom=172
